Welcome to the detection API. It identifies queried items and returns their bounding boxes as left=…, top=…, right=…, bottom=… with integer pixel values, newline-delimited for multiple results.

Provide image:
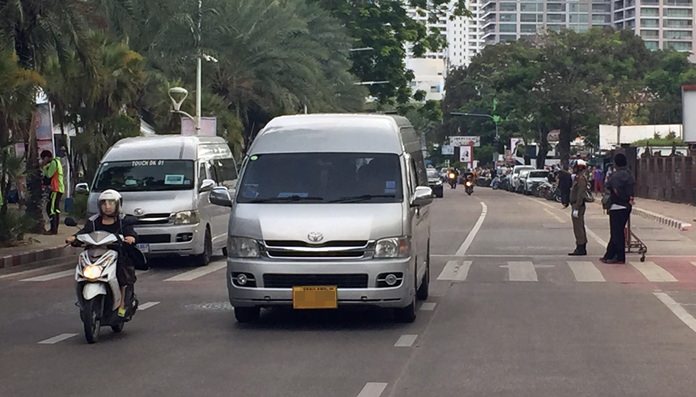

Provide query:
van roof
left=249, top=114, right=413, bottom=154
left=102, top=135, right=229, bottom=161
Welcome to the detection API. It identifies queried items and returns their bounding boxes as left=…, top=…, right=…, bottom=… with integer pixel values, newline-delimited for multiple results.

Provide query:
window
left=500, top=34, right=518, bottom=42
left=665, top=9, right=693, bottom=17
left=664, top=30, right=692, bottom=40
left=666, top=41, right=692, bottom=51
left=570, top=14, right=589, bottom=23
left=641, top=18, right=660, bottom=27
left=521, top=13, right=542, bottom=22
left=592, top=4, right=611, bottom=12
left=500, top=13, right=517, bottom=22
left=500, top=24, right=517, bottom=32
left=548, top=14, right=566, bottom=23
left=664, top=19, right=692, bottom=28
left=547, top=24, right=565, bottom=31
left=664, top=0, right=692, bottom=5
left=569, top=3, right=589, bottom=12
left=521, top=3, right=542, bottom=11
left=547, top=3, right=565, bottom=12
left=94, top=160, right=195, bottom=192
left=640, top=8, right=659, bottom=17
left=642, top=0, right=659, bottom=4
left=592, top=15, right=611, bottom=23
left=237, top=153, right=404, bottom=204
left=641, top=29, right=659, bottom=39
left=430, top=85, right=440, bottom=93
left=521, top=24, right=538, bottom=33
left=212, top=158, right=239, bottom=189
left=500, top=2, right=517, bottom=11
left=625, top=9, right=636, bottom=18
left=614, top=11, right=624, bottom=20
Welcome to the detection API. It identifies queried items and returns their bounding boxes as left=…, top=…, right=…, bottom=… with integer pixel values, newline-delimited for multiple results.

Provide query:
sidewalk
left=0, top=231, right=76, bottom=270
left=629, top=197, right=693, bottom=232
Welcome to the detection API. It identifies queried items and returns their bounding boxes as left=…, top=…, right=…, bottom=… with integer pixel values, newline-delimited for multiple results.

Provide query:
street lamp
left=168, top=87, right=196, bottom=125
left=450, top=111, right=501, bottom=162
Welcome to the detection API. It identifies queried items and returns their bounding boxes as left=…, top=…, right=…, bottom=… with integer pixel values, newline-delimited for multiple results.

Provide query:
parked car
left=427, top=168, right=444, bottom=198
left=524, top=170, right=550, bottom=195
left=510, top=165, right=535, bottom=192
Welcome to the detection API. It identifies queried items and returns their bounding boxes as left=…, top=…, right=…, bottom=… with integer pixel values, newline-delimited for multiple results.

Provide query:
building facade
left=614, top=0, right=694, bottom=52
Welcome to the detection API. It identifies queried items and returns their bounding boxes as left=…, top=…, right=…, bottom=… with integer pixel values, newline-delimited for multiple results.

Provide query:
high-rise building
left=614, top=0, right=694, bottom=52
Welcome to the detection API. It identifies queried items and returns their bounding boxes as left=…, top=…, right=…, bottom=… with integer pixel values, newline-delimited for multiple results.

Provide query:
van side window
left=199, top=163, right=208, bottom=184
left=213, top=158, right=238, bottom=189
left=207, top=161, right=220, bottom=184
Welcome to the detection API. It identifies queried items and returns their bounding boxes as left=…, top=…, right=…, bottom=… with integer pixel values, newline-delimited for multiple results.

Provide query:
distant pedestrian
left=40, top=150, right=64, bottom=234
left=601, top=153, right=635, bottom=264
left=558, top=165, right=572, bottom=208
left=593, top=166, right=604, bottom=193
left=568, top=160, right=589, bottom=256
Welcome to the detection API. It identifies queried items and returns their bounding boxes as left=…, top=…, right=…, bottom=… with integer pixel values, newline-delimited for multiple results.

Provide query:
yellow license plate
left=292, top=286, right=338, bottom=309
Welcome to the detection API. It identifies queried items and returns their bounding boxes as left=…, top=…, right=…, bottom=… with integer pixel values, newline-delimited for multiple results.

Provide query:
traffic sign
left=449, top=136, right=480, bottom=147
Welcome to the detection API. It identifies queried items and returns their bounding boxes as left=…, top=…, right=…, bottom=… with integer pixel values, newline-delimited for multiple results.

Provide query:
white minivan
left=78, top=136, right=238, bottom=265
left=210, top=114, right=433, bottom=323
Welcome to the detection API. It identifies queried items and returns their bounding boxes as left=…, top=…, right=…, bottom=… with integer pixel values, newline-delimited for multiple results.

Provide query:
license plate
left=292, top=286, right=337, bottom=310
left=136, top=243, right=150, bottom=254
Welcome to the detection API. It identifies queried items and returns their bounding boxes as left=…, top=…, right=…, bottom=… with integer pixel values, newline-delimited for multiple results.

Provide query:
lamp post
left=450, top=111, right=501, bottom=163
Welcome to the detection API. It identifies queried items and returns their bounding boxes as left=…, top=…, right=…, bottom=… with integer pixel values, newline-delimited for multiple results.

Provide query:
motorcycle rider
left=66, top=189, right=138, bottom=317
left=447, top=167, right=459, bottom=188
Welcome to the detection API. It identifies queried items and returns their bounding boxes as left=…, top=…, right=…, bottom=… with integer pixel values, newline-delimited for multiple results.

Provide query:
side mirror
left=199, top=179, right=216, bottom=193
left=65, top=217, right=78, bottom=227
left=209, top=186, right=233, bottom=207
left=75, top=183, right=90, bottom=194
left=411, top=186, right=434, bottom=207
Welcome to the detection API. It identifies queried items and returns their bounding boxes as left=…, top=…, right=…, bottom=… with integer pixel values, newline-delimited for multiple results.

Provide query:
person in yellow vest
left=40, top=150, right=65, bottom=234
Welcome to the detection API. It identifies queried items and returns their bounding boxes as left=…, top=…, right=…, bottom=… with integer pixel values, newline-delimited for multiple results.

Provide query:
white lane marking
left=568, top=261, right=606, bottom=282
left=357, top=382, right=388, bottom=397
left=434, top=254, right=696, bottom=258
left=455, top=202, right=488, bottom=256
left=436, top=260, right=472, bottom=281
left=38, top=333, right=78, bottom=344
left=394, top=334, right=418, bottom=347
left=654, top=292, right=696, bottom=334
left=544, top=208, right=566, bottom=224
left=507, top=261, right=538, bottom=282
left=164, top=261, right=226, bottom=281
left=0, top=263, right=73, bottom=280
left=20, top=269, right=74, bottom=282
left=632, top=261, right=677, bottom=282
left=138, top=301, right=160, bottom=311
left=419, top=302, right=437, bottom=311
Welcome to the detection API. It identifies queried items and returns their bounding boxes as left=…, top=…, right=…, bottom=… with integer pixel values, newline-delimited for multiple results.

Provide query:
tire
left=111, top=322, right=124, bottom=333
left=82, top=297, right=102, bottom=344
left=234, top=306, right=260, bottom=323
left=416, top=245, right=430, bottom=301
left=196, top=227, right=213, bottom=266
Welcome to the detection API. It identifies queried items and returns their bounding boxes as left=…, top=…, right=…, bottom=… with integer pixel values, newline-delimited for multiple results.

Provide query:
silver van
left=210, top=114, right=433, bottom=323
left=78, top=136, right=238, bottom=265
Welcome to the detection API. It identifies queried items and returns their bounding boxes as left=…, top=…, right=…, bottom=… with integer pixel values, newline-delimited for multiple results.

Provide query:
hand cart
left=625, top=216, right=647, bottom=262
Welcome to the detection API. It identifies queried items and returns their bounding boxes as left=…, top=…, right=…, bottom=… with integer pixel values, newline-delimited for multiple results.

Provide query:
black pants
left=603, top=208, right=631, bottom=262
left=561, top=191, right=570, bottom=206
left=46, top=191, right=62, bottom=233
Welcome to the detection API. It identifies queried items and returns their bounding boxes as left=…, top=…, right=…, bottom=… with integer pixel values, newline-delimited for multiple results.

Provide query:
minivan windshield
left=93, top=160, right=195, bottom=192
left=237, top=153, right=403, bottom=204
left=529, top=171, right=549, bottom=178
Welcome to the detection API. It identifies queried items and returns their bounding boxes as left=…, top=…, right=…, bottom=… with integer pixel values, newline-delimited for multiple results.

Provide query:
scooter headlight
left=83, top=265, right=103, bottom=280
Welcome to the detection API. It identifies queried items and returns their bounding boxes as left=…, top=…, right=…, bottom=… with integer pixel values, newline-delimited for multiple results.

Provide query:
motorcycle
left=66, top=219, right=139, bottom=344
left=465, top=180, right=474, bottom=195
left=447, top=172, right=457, bottom=189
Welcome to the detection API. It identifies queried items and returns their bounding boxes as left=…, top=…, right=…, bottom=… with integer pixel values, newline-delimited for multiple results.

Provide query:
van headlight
left=227, top=237, right=260, bottom=258
left=374, top=237, right=411, bottom=258
left=173, top=210, right=199, bottom=225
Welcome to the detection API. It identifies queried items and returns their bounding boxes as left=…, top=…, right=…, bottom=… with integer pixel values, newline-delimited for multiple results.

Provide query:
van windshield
left=93, top=160, right=195, bottom=192
left=237, top=153, right=403, bottom=204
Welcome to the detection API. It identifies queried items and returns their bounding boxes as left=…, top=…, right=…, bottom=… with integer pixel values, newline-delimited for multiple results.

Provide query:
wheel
left=196, top=227, right=213, bottom=266
left=82, top=297, right=102, bottom=344
left=234, top=306, right=260, bottom=323
left=111, top=322, right=124, bottom=333
left=416, top=245, right=430, bottom=301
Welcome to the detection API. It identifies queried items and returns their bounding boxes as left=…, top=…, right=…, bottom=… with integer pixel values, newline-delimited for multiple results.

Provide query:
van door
left=406, top=155, right=429, bottom=286
left=208, top=158, right=235, bottom=248
left=197, top=161, right=218, bottom=250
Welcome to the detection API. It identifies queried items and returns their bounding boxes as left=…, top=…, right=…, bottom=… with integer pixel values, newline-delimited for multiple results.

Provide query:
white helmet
left=98, top=189, right=122, bottom=215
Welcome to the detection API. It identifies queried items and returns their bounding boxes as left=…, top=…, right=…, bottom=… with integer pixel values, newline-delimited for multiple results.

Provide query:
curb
left=632, top=207, right=692, bottom=232
left=0, top=245, right=77, bottom=269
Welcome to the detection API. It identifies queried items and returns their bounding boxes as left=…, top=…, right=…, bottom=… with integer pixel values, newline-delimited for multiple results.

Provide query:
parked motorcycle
left=66, top=218, right=139, bottom=344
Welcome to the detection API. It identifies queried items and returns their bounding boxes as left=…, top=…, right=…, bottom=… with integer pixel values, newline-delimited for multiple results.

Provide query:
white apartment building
left=613, top=0, right=694, bottom=52
left=406, top=58, right=447, bottom=101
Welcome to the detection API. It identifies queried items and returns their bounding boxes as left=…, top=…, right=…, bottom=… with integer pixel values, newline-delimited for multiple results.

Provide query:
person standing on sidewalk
left=601, top=153, right=635, bottom=264
left=40, top=150, right=64, bottom=235
left=568, top=160, right=589, bottom=256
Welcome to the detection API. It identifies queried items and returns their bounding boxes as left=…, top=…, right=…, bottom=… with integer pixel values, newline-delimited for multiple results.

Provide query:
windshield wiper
left=328, top=194, right=396, bottom=203
left=247, top=195, right=324, bottom=203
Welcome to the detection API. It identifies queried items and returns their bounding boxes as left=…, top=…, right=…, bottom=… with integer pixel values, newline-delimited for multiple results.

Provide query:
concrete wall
left=636, top=154, right=696, bottom=204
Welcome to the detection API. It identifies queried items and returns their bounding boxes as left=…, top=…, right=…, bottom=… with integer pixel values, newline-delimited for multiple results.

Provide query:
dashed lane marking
left=38, top=333, right=78, bottom=344
left=20, top=269, right=74, bottom=282
left=164, top=262, right=226, bottom=281
left=394, top=334, right=418, bottom=347
left=357, top=382, right=388, bottom=397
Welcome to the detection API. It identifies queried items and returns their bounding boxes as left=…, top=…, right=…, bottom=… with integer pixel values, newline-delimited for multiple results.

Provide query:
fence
left=635, top=154, right=696, bottom=204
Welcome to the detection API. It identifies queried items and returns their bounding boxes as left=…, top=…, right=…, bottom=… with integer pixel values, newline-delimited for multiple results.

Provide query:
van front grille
left=263, top=240, right=369, bottom=259
left=263, top=274, right=368, bottom=288
left=133, top=213, right=171, bottom=225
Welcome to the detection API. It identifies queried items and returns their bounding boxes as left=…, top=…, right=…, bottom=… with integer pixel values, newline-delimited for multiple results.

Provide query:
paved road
left=2, top=187, right=696, bottom=396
